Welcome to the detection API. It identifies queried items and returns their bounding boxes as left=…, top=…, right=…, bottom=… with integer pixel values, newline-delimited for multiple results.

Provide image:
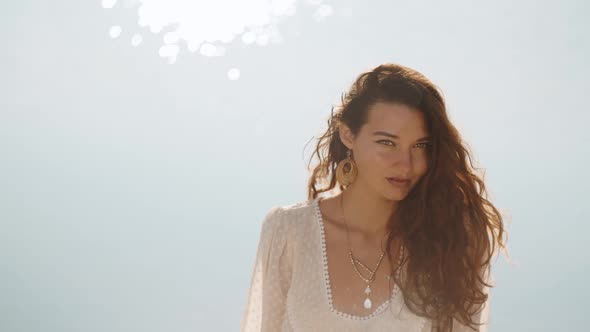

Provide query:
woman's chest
left=283, top=221, right=429, bottom=331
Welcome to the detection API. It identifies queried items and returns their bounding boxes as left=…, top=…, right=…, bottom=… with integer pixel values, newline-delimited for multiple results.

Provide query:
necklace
left=340, top=194, right=388, bottom=310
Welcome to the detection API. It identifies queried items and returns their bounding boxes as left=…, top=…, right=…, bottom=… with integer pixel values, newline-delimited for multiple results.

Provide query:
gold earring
left=336, top=149, right=357, bottom=187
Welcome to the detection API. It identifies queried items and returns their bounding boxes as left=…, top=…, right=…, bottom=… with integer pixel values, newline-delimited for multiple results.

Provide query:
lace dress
left=240, top=197, right=491, bottom=331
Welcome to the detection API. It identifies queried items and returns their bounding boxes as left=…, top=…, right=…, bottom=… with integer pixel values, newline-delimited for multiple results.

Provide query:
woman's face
left=340, top=101, right=431, bottom=201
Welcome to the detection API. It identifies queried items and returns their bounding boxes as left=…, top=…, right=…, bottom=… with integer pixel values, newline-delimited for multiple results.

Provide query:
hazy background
left=1, top=0, right=588, bottom=331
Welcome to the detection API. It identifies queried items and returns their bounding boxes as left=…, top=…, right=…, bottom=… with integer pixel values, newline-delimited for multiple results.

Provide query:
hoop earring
left=336, top=149, right=358, bottom=187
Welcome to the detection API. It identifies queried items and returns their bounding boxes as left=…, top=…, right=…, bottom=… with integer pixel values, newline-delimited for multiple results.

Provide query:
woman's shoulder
left=261, top=198, right=317, bottom=233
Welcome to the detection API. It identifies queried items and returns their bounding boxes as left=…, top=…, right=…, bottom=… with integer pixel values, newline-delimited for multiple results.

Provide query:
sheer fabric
left=240, top=197, right=491, bottom=332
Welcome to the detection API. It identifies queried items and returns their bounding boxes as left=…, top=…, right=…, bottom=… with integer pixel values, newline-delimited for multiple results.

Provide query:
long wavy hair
left=306, top=63, right=508, bottom=331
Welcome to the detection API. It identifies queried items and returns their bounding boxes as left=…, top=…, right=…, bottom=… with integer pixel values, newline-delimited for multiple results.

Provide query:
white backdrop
left=1, top=1, right=588, bottom=331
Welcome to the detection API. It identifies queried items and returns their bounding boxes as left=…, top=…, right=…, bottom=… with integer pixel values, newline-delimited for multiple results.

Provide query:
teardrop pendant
left=363, top=297, right=372, bottom=309
left=363, top=284, right=372, bottom=309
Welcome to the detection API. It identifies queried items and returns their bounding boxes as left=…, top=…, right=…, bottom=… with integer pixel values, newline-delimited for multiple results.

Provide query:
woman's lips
left=387, top=177, right=410, bottom=187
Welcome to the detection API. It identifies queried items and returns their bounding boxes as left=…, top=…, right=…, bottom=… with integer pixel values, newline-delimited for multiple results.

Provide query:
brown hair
left=306, top=63, right=508, bottom=331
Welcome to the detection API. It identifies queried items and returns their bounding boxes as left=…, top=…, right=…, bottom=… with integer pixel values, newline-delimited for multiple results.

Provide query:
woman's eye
left=377, top=140, right=395, bottom=146
left=377, top=140, right=431, bottom=149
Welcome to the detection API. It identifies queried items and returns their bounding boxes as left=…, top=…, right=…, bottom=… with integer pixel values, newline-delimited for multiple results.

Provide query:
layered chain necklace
left=340, top=194, right=395, bottom=310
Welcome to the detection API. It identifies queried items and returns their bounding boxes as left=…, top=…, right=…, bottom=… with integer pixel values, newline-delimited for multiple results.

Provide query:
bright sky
left=102, top=0, right=333, bottom=64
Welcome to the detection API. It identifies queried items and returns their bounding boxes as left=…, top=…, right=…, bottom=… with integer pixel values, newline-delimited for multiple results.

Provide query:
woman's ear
left=338, top=124, right=355, bottom=150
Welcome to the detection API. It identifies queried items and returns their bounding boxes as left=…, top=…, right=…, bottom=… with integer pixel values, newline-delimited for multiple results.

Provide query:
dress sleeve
left=240, top=206, right=292, bottom=332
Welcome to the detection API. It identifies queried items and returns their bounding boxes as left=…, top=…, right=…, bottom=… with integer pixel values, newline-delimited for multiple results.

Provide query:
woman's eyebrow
left=372, top=131, right=431, bottom=141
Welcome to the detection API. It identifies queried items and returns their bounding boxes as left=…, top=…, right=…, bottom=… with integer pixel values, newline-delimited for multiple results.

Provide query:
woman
left=240, top=63, right=507, bottom=331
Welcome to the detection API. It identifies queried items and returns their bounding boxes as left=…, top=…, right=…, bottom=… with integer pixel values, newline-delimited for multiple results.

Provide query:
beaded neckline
left=311, top=196, right=403, bottom=321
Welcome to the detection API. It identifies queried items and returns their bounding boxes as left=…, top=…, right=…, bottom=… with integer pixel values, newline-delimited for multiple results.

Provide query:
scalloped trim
left=312, top=196, right=405, bottom=321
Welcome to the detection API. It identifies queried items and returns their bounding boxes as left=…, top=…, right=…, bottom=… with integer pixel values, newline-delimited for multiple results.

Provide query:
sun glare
left=101, top=0, right=335, bottom=73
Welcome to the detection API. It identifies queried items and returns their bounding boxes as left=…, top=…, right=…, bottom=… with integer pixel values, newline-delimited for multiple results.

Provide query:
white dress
left=240, top=197, right=491, bottom=332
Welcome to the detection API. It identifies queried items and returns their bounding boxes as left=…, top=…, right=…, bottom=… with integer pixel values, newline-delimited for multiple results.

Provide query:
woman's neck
left=338, top=183, right=398, bottom=239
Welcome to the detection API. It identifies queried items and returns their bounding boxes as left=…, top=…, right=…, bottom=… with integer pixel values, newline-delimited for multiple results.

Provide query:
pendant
left=364, top=298, right=372, bottom=309
left=364, top=285, right=372, bottom=309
